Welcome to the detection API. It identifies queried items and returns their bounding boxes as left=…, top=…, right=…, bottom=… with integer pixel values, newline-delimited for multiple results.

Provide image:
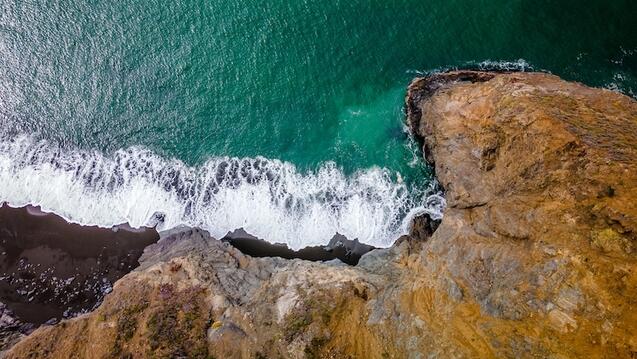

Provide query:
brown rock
left=405, top=71, right=637, bottom=357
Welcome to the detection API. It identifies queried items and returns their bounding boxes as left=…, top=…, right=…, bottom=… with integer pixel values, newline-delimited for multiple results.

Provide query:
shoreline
left=0, top=135, right=429, bottom=250
left=0, top=202, right=381, bottom=328
left=3, top=71, right=637, bottom=357
left=223, top=229, right=376, bottom=265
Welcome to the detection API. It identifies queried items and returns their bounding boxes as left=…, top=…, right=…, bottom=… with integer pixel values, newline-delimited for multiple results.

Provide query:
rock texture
left=5, top=72, right=637, bottom=358
left=5, top=227, right=386, bottom=358
left=0, top=303, right=30, bottom=358
left=404, top=71, right=637, bottom=357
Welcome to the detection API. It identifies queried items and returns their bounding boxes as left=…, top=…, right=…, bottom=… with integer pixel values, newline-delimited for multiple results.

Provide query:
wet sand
left=0, top=204, right=159, bottom=325
left=223, top=229, right=375, bottom=265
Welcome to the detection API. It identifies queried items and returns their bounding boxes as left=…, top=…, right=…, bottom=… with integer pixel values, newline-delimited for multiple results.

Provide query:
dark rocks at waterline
left=325, top=233, right=377, bottom=261
left=223, top=229, right=375, bottom=265
left=0, top=204, right=159, bottom=326
left=0, top=302, right=31, bottom=355
left=409, top=213, right=440, bottom=240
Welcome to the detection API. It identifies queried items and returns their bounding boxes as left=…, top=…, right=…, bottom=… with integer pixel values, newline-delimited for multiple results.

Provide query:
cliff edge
left=6, top=72, right=637, bottom=358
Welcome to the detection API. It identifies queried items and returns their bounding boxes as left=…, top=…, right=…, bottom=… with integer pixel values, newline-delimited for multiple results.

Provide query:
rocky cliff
left=6, top=72, right=637, bottom=358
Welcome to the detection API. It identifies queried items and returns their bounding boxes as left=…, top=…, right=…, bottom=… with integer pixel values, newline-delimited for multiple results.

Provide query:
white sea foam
left=408, top=59, right=535, bottom=76
left=471, top=59, right=533, bottom=71
left=0, top=135, right=444, bottom=249
left=604, top=72, right=636, bottom=98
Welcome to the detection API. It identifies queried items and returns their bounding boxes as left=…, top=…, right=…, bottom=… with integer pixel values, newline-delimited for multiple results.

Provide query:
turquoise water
left=1, top=0, right=636, bottom=247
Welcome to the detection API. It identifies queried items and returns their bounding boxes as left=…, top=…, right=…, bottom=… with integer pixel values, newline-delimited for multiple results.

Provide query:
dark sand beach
left=0, top=204, right=159, bottom=325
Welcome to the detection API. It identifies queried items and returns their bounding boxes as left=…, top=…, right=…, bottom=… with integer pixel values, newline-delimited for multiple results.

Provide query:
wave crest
left=0, top=135, right=443, bottom=249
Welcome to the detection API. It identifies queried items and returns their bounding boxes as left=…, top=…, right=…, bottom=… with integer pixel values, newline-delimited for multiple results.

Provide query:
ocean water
left=0, top=0, right=635, bottom=248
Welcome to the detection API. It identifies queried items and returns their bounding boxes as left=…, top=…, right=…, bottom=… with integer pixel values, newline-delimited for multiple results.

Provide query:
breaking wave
left=409, top=59, right=535, bottom=76
left=0, top=135, right=444, bottom=249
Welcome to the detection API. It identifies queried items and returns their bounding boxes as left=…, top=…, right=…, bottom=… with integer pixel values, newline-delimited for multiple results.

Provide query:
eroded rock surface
left=404, top=71, right=637, bottom=357
left=6, top=72, right=637, bottom=358
left=5, top=227, right=386, bottom=358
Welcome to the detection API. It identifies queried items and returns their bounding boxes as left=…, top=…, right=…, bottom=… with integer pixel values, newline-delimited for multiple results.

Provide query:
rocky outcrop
left=403, top=71, right=637, bottom=357
left=5, top=227, right=387, bottom=358
left=6, top=72, right=637, bottom=358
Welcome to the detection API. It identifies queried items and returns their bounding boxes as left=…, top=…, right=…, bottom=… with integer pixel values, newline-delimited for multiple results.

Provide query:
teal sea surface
left=1, top=0, right=636, bottom=247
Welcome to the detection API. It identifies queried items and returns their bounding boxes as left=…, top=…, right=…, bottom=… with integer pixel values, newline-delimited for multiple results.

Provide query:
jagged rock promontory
left=6, top=72, right=637, bottom=358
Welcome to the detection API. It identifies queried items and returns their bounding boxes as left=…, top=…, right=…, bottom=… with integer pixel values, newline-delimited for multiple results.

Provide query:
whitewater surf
left=0, top=135, right=444, bottom=250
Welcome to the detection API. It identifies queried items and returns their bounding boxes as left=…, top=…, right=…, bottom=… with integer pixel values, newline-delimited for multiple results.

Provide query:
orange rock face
left=405, top=71, right=637, bottom=357
left=6, top=72, right=637, bottom=358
